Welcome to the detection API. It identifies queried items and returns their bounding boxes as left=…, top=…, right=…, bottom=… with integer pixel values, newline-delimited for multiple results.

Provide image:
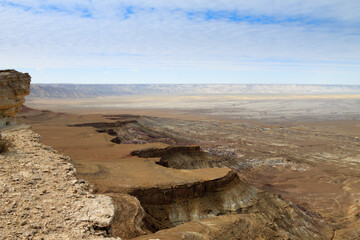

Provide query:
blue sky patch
left=1, top=1, right=359, bottom=84
left=0, top=1, right=31, bottom=11
left=186, top=9, right=333, bottom=26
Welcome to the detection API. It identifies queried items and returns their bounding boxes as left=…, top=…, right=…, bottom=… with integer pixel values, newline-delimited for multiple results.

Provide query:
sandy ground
left=16, top=111, right=230, bottom=191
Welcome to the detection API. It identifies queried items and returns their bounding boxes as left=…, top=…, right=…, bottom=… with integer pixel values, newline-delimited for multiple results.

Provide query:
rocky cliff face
left=0, top=127, right=121, bottom=239
left=0, top=69, right=31, bottom=127
left=127, top=151, right=332, bottom=239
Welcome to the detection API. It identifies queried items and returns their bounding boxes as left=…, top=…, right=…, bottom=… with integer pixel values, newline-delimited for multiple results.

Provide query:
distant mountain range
left=29, top=84, right=360, bottom=98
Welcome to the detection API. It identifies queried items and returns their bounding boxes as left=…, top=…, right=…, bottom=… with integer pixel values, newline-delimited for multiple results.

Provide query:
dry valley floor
left=16, top=106, right=360, bottom=239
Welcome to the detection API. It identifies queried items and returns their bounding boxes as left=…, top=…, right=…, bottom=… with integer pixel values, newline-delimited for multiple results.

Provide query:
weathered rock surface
left=131, top=146, right=226, bottom=169
left=0, top=70, right=31, bottom=127
left=107, top=193, right=148, bottom=239
left=126, top=169, right=332, bottom=239
left=131, top=146, right=202, bottom=158
left=69, top=117, right=190, bottom=145
left=0, top=127, right=121, bottom=239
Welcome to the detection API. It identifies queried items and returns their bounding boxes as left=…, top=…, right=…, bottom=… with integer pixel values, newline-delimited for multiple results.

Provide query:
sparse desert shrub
left=0, top=132, right=12, bottom=154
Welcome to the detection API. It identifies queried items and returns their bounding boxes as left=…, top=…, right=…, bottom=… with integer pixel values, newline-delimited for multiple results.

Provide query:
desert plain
left=17, top=93, right=360, bottom=239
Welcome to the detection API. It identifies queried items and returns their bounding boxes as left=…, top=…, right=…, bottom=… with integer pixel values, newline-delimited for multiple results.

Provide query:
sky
left=0, top=0, right=359, bottom=84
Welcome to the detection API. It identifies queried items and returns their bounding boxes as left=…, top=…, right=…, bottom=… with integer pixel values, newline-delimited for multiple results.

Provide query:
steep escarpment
left=128, top=170, right=257, bottom=231
left=69, top=116, right=192, bottom=145
left=123, top=169, right=331, bottom=239
left=131, top=146, right=226, bottom=169
left=134, top=193, right=330, bottom=240
left=0, top=70, right=30, bottom=127
left=134, top=200, right=327, bottom=240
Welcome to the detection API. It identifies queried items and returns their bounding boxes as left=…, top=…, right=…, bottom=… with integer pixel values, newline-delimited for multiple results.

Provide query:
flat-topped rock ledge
left=0, top=127, right=121, bottom=240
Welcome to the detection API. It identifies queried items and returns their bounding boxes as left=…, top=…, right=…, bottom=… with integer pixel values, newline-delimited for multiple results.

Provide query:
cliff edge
left=0, top=70, right=31, bottom=127
left=0, top=126, right=121, bottom=239
left=0, top=70, right=121, bottom=239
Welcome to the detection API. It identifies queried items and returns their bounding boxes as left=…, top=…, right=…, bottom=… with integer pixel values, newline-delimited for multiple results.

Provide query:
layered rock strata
left=0, top=127, right=121, bottom=239
left=131, top=146, right=225, bottom=169
left=127, top=169, right=331, bottom=239
left=69, top=118, right=190, bottom=145
left=0, top=70, right=31, bottom=127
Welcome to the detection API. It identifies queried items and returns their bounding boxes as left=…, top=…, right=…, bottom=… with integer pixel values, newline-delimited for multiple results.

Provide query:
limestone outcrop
left=0, top=69, right=31, bottom=127
left=0, top=127, right=121, bottom=239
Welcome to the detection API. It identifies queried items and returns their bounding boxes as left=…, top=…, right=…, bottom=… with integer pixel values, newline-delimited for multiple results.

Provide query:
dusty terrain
left=17, top=94, right=360, bottom=239
left=27, top=94, right=360, bottom=122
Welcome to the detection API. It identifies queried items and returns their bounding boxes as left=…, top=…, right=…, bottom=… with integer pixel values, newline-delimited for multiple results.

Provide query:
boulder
left=0, top=69, right=31, bottom=127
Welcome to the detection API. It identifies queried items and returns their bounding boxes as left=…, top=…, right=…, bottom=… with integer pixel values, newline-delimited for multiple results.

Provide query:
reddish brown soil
left=16, top=106, right=360, bottom=239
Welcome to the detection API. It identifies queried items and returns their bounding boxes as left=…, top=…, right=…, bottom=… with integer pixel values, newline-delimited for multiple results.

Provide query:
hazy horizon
left=30, top=83, right=360, bottom=86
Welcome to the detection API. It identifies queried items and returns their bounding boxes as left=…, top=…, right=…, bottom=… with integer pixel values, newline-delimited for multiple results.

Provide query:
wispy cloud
left=0, top=0, right=359, bottom=83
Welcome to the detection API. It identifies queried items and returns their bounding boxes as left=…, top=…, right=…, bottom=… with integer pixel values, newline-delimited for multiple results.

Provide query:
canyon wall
left=0, top=69, right=31, bottom=127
